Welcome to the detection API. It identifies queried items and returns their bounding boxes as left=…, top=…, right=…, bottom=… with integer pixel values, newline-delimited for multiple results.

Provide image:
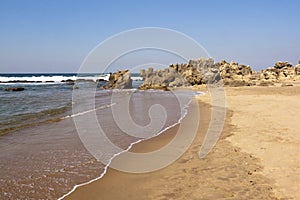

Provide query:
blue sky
left=0, top=0, right=299, bottom=72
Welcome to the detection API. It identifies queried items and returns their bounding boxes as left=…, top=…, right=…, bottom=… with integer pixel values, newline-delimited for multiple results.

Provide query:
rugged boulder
left=102, top=70, right=132, bottom=89
left=139, top=58, right=261, bottom=89
left=216, top=60, right=256, bottom=86
left=260, top=61, right=295, bottom=82
left=139, top=67, right=187, bottom=90
left=295, top=60, right=300, bottom=75
left=139, top=58, right=220, bottom=89
left=110, top=59, right=300, bottom=90
left=171, top=58, right=220, bottom=85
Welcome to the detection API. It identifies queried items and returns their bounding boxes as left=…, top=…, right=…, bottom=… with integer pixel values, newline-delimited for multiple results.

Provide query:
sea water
left=0, top=73, right=197, bottom=199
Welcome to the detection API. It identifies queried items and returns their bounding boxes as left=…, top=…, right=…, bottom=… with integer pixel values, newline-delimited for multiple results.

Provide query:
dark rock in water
left=97, top=78, right=107, bottom=82
left=7, top=80, right=34, bottom=83
left=62, top=79, right=74, bottom=82
left=62, top=79, right=75, bottom=85
left=102, top=70, right=132, bottom=89
left=5, top=87, right=25, bottom=92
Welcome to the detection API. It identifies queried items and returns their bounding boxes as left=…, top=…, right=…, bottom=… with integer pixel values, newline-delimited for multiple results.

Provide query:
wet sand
left=63, top=84, right=300, bottom=200
left=0, top=90, right=191, bottom=199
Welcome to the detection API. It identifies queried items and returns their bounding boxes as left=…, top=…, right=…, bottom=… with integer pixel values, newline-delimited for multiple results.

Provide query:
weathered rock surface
left=139, top=58, right=220, bottom=89
left=295, top=60, right=300, bottom=76
left=171, top=58, right=220, bottom=85
left=105, top=58, right=300, bottom=90
left=102, top=70, right=132, bottom=89
left=139, top=67, right=187, bottom=90
left=260, top=61, right=296, bottom=82
left=216, top=60, right=256, bottom=86
left=216, top=60, right=300, bottom=86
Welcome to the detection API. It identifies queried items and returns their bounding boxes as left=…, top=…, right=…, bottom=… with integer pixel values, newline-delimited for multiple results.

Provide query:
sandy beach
left=2, top=1, right=300, bottom=199
left=225, top=84, right=300, bottom=199
left=64, top=84, right=300, bottom=200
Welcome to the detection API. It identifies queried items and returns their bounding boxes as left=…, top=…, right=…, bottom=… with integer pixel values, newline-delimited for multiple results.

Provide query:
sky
left=0, top=0, right=299, bottom=72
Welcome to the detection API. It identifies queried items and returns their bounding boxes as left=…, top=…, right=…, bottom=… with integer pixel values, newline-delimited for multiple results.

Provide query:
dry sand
left=225, top=84, right=300, bottom=199
left=65, top=84, right=300, bottom=200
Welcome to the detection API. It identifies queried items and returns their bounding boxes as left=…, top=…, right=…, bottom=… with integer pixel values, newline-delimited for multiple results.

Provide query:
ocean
left=0, top=73, right=198, bottom=199
left=0, top=73, right=143, bottom=135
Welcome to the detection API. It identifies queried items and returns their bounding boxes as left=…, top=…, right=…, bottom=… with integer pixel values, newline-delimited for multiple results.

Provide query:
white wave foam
left=0, top=74, right=142, bottom=84
left=61, top=103, right=116, bottom=119
left=131, top=76, right=143, bottom=81
left=0, top=75, right=76, bottom=83
left=0, top=75, right=110, bottom=83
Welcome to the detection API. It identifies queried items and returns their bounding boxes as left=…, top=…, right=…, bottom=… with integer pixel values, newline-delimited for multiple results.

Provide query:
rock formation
left=295, top=60, right=300, bottom=76
left=139, top=58, right=220, bottom=89
left=139, top=67, right=187, bottom=90
left=260, top=61, right=296, bottom=82
left=103, top=59, right=300, bottom=90
left=170, top=58, right=221, bottom=85
left=216, top=60, right=257, bottom=86
left=139, top=58, right=260, bottom=89
left=102, top=70, right=132, bottom=89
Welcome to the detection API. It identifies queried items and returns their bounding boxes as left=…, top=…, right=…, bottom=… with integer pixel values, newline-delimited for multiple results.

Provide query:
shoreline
left=64, top=89, right=279, bottom=200
left=63, top=98, right=202, bottom=200
left=2, top=85, right=299, bottom=199
left=59, top=90, right=196, bottom=200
